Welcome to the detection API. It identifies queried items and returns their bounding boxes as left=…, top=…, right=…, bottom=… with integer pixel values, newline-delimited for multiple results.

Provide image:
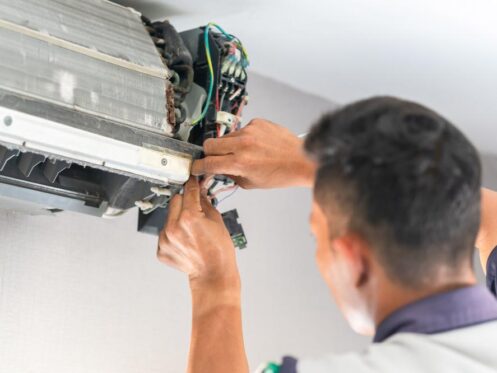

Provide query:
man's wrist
left=298, top=158, right=317, bottom=188
left=291, top=139, right=316, bottom=188
left=289, top=155, right=316, bottom=188
left=190, top=275, right=242, bottom=316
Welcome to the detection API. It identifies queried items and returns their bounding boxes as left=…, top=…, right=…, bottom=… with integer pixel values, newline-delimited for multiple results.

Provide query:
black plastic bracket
left=138, top=207, right=247, bottom=249
left=18, top=153, right=46, bottom=177
left=43, top=159, right=70, bottom=183
left=0, top=145, right=20, bottom=172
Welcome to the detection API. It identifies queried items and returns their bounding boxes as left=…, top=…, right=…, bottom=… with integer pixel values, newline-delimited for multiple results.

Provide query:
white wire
left=229, top=88, right=242, bottom=101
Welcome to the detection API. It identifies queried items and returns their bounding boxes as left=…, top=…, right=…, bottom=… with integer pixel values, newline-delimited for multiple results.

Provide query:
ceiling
left=114, top=0, right=497, bottom=153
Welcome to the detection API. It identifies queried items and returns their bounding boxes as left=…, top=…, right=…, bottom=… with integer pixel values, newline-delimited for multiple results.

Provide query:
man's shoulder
left=294, top=321, right=497, bottom=373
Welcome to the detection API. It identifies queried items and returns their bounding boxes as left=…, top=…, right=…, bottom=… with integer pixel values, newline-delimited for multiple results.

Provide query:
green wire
left=191, top=24, right=215, bottom=125
left=208, top=23, right=249, bottom=61
left=190, top=23, right=249, bottom=126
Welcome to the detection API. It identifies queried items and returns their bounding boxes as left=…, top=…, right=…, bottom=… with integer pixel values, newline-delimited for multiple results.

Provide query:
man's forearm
left=292, top=142, right=317, bottom=188
left=188, top=281, right=248, bottom=373
left=476, top=188, right=497, bottom=273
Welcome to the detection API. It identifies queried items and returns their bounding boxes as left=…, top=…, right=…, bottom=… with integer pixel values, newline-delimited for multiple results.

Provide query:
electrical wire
left=191, top=23, right=247, bottom=205
left=191, top=22, right=249, bottom=125
left=211, top=185, right=239, bottom=202
left=208, top=23, right=249, bottom=62
left=216, top=186, right=239, bottom=204
left=219, top=91, right=226, bottom=110
left=229, top=87, right=242, bottom=101
left=232, top=96, right=247, bottom=132
left=191, top=24, right=215, bottom=125
left=215, top=85, right=220, bottom=111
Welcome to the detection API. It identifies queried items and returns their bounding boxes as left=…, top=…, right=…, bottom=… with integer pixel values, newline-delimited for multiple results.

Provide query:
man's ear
left=331, top=233, right=372, bottom=288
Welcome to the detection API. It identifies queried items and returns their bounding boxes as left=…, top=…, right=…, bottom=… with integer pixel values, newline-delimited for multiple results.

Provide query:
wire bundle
left=191, top=23, right=249, bottom=125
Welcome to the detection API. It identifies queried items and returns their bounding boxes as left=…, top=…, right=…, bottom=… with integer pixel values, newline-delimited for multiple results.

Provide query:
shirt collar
left=374, top=285, right=497, bottom=343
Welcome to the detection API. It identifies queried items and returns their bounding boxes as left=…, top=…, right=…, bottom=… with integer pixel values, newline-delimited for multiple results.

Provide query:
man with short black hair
left=157, top=97, right=497, bottom=372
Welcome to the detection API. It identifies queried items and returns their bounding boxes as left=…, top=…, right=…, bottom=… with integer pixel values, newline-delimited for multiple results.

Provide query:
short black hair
left=305, top=97, right=481, bottom=286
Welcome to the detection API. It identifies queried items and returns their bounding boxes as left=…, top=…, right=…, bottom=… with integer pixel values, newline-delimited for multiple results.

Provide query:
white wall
left=0, top=73, right=370, bottom=373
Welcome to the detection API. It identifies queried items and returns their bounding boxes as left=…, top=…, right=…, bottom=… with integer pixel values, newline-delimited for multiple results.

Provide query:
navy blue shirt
left=373, top=283, right=497, bottom=342
left=374, top=246, right=497, bottom=342
left=270, top=247, right=497, bottom=373
left=486, top=246, right=497, bottom=295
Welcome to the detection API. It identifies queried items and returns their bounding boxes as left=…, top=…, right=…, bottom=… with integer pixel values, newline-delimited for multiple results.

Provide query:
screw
left=3, top=116, right=12, bottom=126
left=161, top=158, right=168, bottom=166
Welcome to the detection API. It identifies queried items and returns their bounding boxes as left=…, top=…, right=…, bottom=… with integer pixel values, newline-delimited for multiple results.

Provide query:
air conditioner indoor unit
left=0, top=0, right=249, bottom=245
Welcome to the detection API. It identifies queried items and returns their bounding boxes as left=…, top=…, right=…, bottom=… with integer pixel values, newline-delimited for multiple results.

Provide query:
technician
left=157, top=97, right=497, bottom=372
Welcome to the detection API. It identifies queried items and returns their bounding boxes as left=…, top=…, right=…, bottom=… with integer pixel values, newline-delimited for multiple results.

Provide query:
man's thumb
left=191, top=159, right=206, bottom=176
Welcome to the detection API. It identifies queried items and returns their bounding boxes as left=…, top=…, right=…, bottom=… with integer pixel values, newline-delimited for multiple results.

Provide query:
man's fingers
left=200, top=193, right=222, bottom=222
left=203, top=137, right=238, bottom=155
left=157, top=231, right=177, bottom=265
left=166, top=193, right=182, bottom=227
left=191, top=155, right=240, bottom=176
left=182, top=176, right=202, bottom=212
left=191, top=159, right=207, bottom=176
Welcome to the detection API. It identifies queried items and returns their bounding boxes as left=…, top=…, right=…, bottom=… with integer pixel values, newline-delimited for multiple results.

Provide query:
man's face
left=310, top=198, right=375, bottom=335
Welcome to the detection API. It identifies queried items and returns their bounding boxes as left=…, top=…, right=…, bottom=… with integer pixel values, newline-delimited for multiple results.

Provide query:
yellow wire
left=191, top=24, right=215, bottom=125
left=190, top=23, right=248, bottom=125
left=205, top=24, right=215, bottom=82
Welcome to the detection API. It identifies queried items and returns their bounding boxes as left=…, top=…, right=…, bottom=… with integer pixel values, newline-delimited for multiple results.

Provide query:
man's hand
left=476, top=188, right=497, bottom=273
left=157, top=176, right=248, bottom=373
left=191, top=118, right=316, bottom=189
left=157, top=176, right=239, bottom=289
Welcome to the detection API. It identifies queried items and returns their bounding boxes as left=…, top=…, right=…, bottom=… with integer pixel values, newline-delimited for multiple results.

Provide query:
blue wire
left=191, top=23, right=248, bottom=125
left=217, top=187, right=239, bottom=205
left=209, top=23, right=233, bottom=40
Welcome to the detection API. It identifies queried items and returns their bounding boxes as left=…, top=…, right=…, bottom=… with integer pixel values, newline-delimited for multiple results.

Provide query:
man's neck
left=373, top=268, right=477, bottom=327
